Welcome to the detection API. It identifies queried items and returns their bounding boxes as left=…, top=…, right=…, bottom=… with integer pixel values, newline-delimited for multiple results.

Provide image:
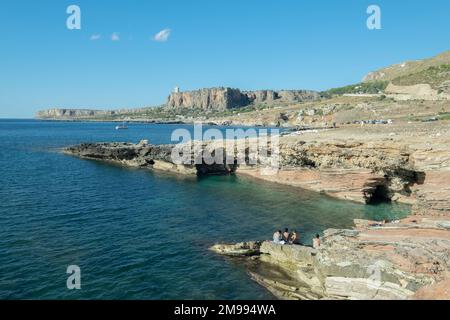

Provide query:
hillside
left=362, top=51, right=450, bottom=95
left=322, top=50, right=450, bottom=98
left=363, top=50, right=450, bottom=82
left=391, top=64, right=450, bottom=91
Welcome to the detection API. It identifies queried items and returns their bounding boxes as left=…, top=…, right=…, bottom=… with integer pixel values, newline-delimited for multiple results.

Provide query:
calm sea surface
left=0, top=119, right=410, bottom=299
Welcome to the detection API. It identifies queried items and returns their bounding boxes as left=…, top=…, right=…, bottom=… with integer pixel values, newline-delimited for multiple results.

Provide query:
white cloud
left=111, top=32, right=120, bottom=41
left=153, top=28, right=171, bottom=42
left=90, top=34, right=101, bottom=41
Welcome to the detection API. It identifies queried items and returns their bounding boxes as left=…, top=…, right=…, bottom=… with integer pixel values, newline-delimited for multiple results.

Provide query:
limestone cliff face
left=36, top=108, right=110, bottom=119
left=165, top=88, right=319, bottom=110
left=166, top=88, right=249, bottom=111
left=243, top=90, right=277, bottom=104
left=277, top=90, right=320, bottom=103
left=36, top=107, right=156, bottom=120
left=243, top=90, right=320, bottom=104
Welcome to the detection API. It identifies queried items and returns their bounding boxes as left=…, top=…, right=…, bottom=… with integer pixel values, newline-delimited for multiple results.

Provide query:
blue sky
left=0, top=0, right=449, bottom=118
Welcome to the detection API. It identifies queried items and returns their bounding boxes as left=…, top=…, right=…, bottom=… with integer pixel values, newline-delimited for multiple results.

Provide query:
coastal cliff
left=165, top=88, right=320, bottom=110
left=165, top=87, right=249, bottom=110
left=36, top=107, right=157, bottom=120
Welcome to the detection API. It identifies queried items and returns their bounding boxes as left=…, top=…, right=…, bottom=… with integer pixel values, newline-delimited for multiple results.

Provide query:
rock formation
left=210, top=241, right=262, bottom=256
left=37, top=108, right=110, bottom=119
left=166, top=87, right=249, bottom=110
left=239, top=139, right=423, bottom=204
left=277, top=90, right=320, bottom=103
left=64, top=141, right=238, bottom=176
left=211, top=215, right=450, bottom=300
left=36, top=107, right=156, bottom=120
left=165, top=87, right=320, bottom=110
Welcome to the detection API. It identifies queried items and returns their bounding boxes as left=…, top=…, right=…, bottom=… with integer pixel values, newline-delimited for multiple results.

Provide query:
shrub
left=321, top=81, right=389, bottom=96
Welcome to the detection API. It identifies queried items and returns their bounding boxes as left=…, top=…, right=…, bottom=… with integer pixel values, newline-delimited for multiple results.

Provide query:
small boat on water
left=115, top=120, right=128, bottom=130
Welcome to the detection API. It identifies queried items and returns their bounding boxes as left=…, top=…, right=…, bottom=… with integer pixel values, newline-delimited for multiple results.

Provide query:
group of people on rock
left=272, top=228, right=321, bottom=248
left=272, top=228, right=298, bottom=245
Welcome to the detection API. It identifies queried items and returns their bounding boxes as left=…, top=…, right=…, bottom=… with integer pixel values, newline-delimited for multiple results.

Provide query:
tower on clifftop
left=173, top=86, right=180, bottom=93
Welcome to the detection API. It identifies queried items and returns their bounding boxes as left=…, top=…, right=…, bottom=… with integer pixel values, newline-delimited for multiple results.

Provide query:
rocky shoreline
left=210, top=216, right=450, bottom=300
left=63, top=121, right=450, bottom=300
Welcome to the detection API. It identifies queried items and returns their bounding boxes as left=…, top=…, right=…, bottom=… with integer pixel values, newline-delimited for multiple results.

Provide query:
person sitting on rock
left=273, top=230, right=283, bottom=244
left=289, top=230, right=298, bottom=244
left=313, top=234, right=321, bottom=249
left=282, top=228, right=290, bottom=242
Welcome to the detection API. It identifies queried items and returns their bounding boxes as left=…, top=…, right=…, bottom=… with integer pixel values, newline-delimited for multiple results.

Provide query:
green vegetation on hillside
left=438, top=112, right=450, bottom=121
left=321, top=81, right=388, bottom=97
left=106, top=107, right=171, bottom=120
left=392, top=64, right=450, bottom=89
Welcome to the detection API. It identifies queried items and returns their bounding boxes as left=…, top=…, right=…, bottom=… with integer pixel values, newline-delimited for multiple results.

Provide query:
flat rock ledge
left=210, top=241, right=262, bottom=256
left=211, top=217, right=450, bottom=300
left=64, top=141, right=238, bottom=176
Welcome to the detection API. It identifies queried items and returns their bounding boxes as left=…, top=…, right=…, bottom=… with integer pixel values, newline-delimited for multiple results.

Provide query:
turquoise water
left=0, top=119, right=410, bottom=299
